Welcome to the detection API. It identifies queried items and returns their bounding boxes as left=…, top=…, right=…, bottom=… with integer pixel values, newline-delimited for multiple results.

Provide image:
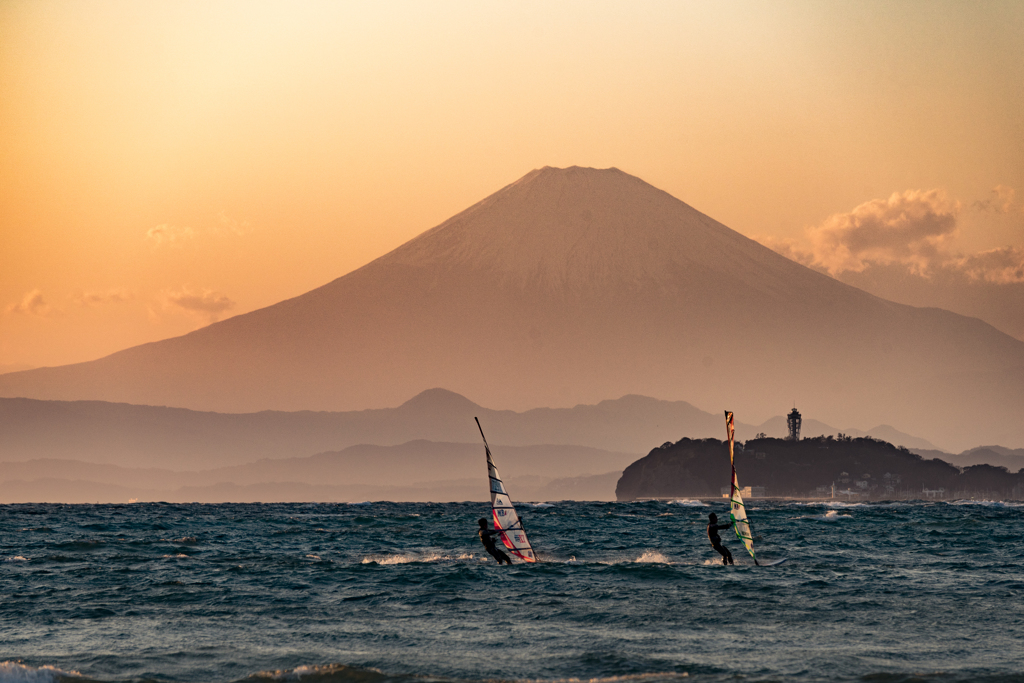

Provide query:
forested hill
left=615, top=435, right=1024, bottom=501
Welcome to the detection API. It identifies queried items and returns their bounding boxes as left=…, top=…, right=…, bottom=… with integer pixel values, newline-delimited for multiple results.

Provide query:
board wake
left=760, top=558, right=788, bottom=567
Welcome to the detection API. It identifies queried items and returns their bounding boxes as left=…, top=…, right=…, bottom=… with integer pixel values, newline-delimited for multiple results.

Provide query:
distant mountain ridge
left=0, top=389, right=939, bottom=470
left=3, top=389, right=1018, bottom=505
left=914, top=446, right=1024, bottom=473
left=1, top=166, right=1022, bottom=450
left=0, top=388, right=711, bottom=469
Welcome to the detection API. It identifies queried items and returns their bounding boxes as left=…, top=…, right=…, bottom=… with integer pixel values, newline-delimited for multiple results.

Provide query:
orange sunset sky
left=2, top=1, right=1023, bottom=373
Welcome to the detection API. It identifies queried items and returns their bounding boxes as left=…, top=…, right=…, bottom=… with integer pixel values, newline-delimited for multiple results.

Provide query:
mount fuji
left=2, top=167, right=1022, bottom=450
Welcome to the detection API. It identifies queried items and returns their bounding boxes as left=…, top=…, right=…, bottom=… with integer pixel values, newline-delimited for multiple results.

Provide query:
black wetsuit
left=707, top=522, right=734, bottom=565
left=479, top=527, right=513, bottom=565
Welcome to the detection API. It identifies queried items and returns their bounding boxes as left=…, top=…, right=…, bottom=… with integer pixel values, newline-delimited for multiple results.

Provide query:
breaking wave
left=632, top=551, right=671, bottom=564
left=360, top=552, right=475, bottom=565
left=242, top=664, right=692, bottom=683
left=949, top=500, right=1024, bottom=508
left=0, top=662, right=82, bottom=683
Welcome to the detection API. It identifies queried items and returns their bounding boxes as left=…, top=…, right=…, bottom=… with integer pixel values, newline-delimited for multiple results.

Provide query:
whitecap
left=950, top=499, right=1023, bottom=508
left=542, top=673, right=688, bottom=683
left=813, top=510, right=852, bottom=521
left=667, top=499, right=708, bottom=507
left=360, top=552, right=474, bottom=565
left=788, top=501, right=866, bottom=508
left=162, top=553, right=190, bottom=559
left=521, top=502, right=555, bottom=508
left=0, top=661, right=82, bottom=683
left=248, top=664, right=383, bottom=681
left=633, top=551, right=671, bottom=564
left=3, top=557, right=28, bottom=563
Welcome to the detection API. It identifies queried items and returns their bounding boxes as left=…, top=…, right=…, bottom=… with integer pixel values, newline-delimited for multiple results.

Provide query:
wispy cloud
left=6, top=289, right=52, bottom=316
left=971, top=185, right=1017, bottom=214
left=146, top=224, right=195, bottom=247
left=954, top=246, right=1024, bottom=285
left=216, top=211, right=252, bottom=236
left=74, top=289, right=134, bottom=306
left=147, top=214, right=252, bottom=246
left=161, top=287, right=236, bottom=323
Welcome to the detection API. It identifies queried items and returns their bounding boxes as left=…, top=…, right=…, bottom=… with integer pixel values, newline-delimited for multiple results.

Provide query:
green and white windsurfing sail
left=725, top=411, right=758, bottom=565
left=475, top=417, right=537, bottom=563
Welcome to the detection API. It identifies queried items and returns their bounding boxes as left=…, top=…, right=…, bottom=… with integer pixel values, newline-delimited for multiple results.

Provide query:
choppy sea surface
left=2, top=500, right=1023, bottom=683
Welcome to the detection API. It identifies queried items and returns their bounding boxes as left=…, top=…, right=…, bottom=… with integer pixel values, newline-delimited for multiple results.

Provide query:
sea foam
left=0, top=662, right=81, bottom=683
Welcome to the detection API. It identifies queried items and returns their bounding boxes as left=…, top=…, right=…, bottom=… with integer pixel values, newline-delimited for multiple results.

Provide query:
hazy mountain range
left=911, top=445, right=1024, bottom=473
left=0, top=388, right=935, bottom=470
left=0, top=386, right=992, bottom=504
left=2, top=166, right=1022, bottom=453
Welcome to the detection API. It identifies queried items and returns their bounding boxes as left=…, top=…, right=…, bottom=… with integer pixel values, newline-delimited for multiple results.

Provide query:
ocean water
left=2, top=500, right=1023, bottom=683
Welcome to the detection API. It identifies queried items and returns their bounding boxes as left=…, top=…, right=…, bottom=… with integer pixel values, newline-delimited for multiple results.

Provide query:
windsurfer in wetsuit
left=478, top=518, right=513, bottom=565
left=707, top=512, right=734, bottom=565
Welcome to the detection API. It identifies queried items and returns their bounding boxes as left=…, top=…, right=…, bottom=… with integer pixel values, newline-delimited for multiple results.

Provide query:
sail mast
left=725, top=411, right=758, bottom=565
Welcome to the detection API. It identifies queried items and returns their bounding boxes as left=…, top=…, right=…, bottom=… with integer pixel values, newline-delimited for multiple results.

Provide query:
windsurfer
left=478, top=518, right=513, bottom=565
left=707, top=512, right=734, bottom=565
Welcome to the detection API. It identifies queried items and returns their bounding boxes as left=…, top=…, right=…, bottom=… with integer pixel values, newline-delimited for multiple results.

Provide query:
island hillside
left=615, top=435, right=1024, bottom=501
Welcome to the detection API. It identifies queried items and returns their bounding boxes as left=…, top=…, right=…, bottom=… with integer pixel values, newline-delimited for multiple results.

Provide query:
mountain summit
left=388, top=166, right=780, bottom=291
left=2, top=166, right=1022, bottom=449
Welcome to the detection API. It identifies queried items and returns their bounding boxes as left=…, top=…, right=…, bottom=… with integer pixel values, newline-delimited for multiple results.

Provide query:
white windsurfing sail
left=475, top=417, right=537, bottom=563
left=725, top=411, right=758, bottom=565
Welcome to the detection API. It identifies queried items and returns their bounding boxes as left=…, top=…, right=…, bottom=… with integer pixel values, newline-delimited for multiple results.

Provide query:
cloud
left=6, top=289, right=52, bottom=316
left=752, top=188, right=1024, bottom=340
left=216, top=211, right=252, bottom=236
left=148, top=215, right=251, bottom=246
left=161, top=287, right=236, bottom=323
left=757, top=187, right=1024, bottom=288
left=954, top=246, right=1024, bottom=284
left=147, top=224, right=195, bottom=246
left=75, top=289, right=134, bottom=306
left=972, top=185, right=1016, bottom=214
left=805, top=189, right=960, bottom=276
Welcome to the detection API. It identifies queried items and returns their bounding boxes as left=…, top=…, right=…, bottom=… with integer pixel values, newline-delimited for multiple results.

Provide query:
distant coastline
left=616, top=436, right=1024, bottom=502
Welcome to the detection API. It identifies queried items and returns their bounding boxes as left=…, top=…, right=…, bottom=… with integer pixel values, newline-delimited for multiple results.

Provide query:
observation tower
left=787, top=407, right=802, bottom=441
